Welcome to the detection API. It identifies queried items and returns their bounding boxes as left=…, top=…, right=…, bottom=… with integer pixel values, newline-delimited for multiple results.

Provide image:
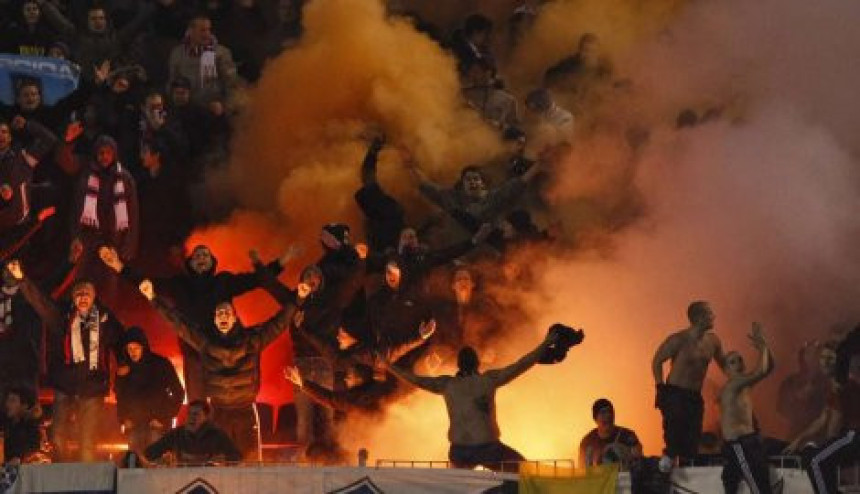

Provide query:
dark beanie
left=592, top=398, right=613, bottom=419
left=124, top=326, right=148, bottom=346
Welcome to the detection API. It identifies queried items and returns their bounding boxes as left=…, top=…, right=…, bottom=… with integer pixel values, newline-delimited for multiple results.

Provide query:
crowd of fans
left=0, top=1, right=858, bottom=493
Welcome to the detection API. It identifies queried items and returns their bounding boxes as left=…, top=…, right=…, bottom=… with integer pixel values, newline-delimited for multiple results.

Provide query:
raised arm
left=249, top=247, right=300, bottom=307
left=735, top=323, right=775, bottom=388
left=36, top=0, right=76, bottom=36
left=485, top=332, right=555, bottom=387
left=385, top=358, right=449, bottom=394
left=387, top=319, right=437, bottom=363
left=7, top=260, right=63, bottom=332
left=139, top=280, right=206, bottom=352
left=286, top=367, right=355, bottom=413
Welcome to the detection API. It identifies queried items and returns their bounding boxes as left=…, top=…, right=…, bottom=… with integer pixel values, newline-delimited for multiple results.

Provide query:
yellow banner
left=519, top=463, right=618, bottom=494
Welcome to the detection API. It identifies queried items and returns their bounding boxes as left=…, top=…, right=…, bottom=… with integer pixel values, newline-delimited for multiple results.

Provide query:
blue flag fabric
left=0, top=54, right=80, bottom=106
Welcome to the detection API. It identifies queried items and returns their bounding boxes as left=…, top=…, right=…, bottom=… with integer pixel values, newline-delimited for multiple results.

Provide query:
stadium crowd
left=0, top=1, right=858, bottom=493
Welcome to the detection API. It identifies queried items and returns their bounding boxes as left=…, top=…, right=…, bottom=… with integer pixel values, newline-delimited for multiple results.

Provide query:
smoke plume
left=188, top=0, right=860, bottom=461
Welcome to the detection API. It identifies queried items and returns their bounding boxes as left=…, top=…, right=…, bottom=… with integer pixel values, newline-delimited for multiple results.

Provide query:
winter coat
left=115, top=328, right=183, bottom=425
left=18, top=278, right=124, bottom=398
left=151, top=296, right=297, bottom=408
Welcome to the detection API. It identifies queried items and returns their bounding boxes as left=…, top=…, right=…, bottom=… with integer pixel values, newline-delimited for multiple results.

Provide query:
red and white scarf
left=79, top=165, right=130, bottom=231
left=184, top=33, right=219, bottom=86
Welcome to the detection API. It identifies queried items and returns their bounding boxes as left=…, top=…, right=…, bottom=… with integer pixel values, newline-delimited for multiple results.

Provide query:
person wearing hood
left=37, top=1, right=155, bottom=82
left=167, top=14, right=239, bottom=108
left=99, top=243, right=292, bottom=402
left=6, top=260, right=125, bottom=462
left=366, top=257, right=435, bottom=365
left=115, top=326, right=184, bottom=456
left=1, top=385, right=43, bottom=465
left=138, top=272, right=302, bottom=461
left=62, top=134, right=139, bottom=263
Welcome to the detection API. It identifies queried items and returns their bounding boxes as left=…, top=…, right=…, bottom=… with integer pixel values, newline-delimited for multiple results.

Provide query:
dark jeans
left=211, top=404, right=260, bottom=462
left=52, top=392, right=103, bottom=462
left=180, top=343, right=205, bottom=402
left=722, top=433, right=772, bottom=494
left=449, top=441, right=525, bottom=473
left=804, top=428, right=860, bottom=494
left=656, top=384, right=703, bottom=459
left=294, top=357, right=333, bottom=458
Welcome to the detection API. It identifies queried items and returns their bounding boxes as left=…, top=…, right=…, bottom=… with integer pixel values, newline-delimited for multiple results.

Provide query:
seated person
left=2, top=386, right=42, bottom=465
left=578, top=398, right=643, bottom=470
left=142, top=400, right=241, bottom=466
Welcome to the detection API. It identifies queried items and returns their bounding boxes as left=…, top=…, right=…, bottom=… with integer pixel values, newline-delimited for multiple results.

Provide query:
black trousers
left=656, top=384, right=703, bottom=459
left=804, top=428, right=860, bottom=494
left=449, top=441, right=525, bottom=473
left=722, top=433, right=772, bottom=494
left=211, top=404, right=261, bottom=462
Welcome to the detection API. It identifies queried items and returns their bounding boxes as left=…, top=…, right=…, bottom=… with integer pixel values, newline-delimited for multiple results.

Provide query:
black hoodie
left=115, top=326, right=184, bottom=425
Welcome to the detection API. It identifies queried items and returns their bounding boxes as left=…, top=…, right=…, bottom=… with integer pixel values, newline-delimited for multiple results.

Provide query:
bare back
left=442, top=374, right=501, bottom=446
left=720, top=382, right=755, bottom=440
left=664, top=330, right=723, bottom=391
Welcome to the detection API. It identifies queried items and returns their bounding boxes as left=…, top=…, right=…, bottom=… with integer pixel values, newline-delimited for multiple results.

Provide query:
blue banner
left=0, top=54, right=80, bottom=106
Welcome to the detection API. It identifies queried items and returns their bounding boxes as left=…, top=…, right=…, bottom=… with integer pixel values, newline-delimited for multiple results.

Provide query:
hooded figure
left=69, top=135, right=139, bottom=260
left=115, top=326, right=183, bottom=443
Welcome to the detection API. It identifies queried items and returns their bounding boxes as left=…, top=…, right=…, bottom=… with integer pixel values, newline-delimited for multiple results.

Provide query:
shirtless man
left=384, top=327, right=576, bottom=472
left=652, top=301, right=726, bottom=470
left=719, top=323, right=775, bottom=494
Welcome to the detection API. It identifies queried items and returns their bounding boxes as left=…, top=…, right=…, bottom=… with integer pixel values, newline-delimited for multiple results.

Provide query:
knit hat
left=123, top=326, right=148, bottom=347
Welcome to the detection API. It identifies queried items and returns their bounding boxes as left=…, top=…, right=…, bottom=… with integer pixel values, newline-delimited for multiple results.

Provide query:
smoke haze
left=187, top=0, right=860, bottom=460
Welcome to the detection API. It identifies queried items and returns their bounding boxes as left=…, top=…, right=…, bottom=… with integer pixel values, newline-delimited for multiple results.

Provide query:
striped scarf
left=184, top=33, right=219, bottom=86
left=0, top=285, right=18, bottom=338
left=79, top=164, right=129, bottom=231
left=66, top=307, right=101, bottom=370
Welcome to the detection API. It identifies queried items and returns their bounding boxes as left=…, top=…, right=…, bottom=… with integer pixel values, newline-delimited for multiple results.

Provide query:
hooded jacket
left=151, top=295, right=297, bottom=408
left=18, top=277, right=124, bottom=398
left=115, top=326, right=184, bottom=425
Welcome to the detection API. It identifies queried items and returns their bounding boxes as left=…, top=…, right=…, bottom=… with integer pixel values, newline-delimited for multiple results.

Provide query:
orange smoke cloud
left=226, top=0, right=503, bottom=238
left=507, top=0, right=687, bottom=92
left=185, top=0, right=860, bottom=466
